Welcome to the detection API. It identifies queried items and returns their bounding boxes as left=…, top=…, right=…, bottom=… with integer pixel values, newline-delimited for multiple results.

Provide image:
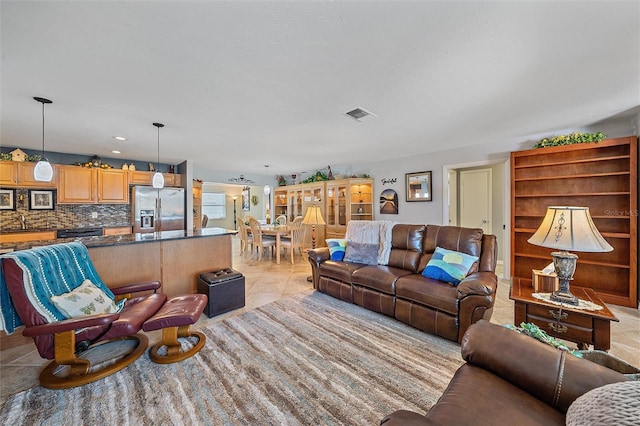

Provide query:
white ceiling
left=1, top=1, right=638, bottom=176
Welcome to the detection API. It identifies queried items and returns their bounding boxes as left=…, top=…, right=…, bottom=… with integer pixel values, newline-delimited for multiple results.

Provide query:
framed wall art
left=29, top=189, right=55, bottom=210
left=380, top=189, right=398, bottom=214
left=0, top=189, right=16, bottom=210
left=406, top=171, right=432, bottom=202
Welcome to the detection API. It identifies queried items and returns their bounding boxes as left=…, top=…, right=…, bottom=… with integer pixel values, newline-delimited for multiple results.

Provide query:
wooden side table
left=510, top=278, right=619, bottom=351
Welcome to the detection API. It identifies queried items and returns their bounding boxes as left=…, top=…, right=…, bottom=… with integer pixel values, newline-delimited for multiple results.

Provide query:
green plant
left=303, top=170, right=328, bottom=183
left=0, top=152, right=12, bottom=161
left=504, top=322, right=583, bottom=357
left=24, top=154, right=42, bottom=162
left=534, top=131, right=606, bottom=149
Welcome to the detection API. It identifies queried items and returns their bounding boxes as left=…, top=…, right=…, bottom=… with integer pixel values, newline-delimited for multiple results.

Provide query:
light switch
left=91, top=212, right=98, bottom=219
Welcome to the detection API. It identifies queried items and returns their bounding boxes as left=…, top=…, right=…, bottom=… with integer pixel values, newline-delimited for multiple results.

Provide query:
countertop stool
left=142, top=294, right=207, bottom=364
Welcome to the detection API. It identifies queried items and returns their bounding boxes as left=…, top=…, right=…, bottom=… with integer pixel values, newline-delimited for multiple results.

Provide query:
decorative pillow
left=344, top=241, right=379, bottom=265
left=51, top=279, right=119, bottom=319
left=422, top=246, right=479, bottom=285
left=326, top=238, right=347, bottom=261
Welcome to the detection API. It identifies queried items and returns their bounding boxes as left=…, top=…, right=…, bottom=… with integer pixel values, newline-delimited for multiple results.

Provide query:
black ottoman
left=197, top=269, right=245, bottom=317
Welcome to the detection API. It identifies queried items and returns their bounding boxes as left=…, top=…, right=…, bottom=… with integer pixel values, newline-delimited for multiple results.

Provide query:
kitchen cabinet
left=57, top=166, right=128, bottom=204
left=97, top=169, right=129, bottom=203
left=0, top=161, right=56, bottom=188
left=510, top=136, right=637, bottom=307
left=0, top=230, right=56, bottom=244
left=103, top=226, right=132, bottom=236
left=128, top=170, right=181, bottom=187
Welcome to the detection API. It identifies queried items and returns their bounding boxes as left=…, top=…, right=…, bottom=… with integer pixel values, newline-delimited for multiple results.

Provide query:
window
left=202, top=192, right=226, bottom=219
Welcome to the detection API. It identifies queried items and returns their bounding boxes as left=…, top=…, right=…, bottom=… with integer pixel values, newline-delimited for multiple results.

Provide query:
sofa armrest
left=307, top=248, right=330, bottom=263
left=456, top=272, right=497, bottom=299
left=307, top=248, right=330, bottom=289
left=461, top=320, right=627, bottom=413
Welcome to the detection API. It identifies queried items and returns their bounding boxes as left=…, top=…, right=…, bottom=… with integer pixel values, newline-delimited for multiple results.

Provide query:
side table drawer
left=528, top=314, right=593, bottom=344
left=528, top=304, right=593, bottom=328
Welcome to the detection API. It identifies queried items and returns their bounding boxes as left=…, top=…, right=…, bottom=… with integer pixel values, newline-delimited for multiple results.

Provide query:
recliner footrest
left=142, top=294, right=207, bottom=364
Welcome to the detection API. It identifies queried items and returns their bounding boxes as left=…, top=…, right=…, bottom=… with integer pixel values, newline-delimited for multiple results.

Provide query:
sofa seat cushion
left=319, top=260, right=366, bottom=283
left=395, top=274, right=458, bottom=315
left=352, top=265, right=413, bottom=295
left=424, top=364, right=565, bottom=426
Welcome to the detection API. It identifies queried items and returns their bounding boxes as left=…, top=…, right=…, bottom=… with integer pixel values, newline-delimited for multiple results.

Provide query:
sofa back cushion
left=387, top=224, right=425, bottom=273
left=419, top=225, right=484, bottom=272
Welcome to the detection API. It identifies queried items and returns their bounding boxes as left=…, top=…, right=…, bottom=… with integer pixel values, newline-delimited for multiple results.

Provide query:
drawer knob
left=549, top=323, right=568, bottom=333
left=549, top=310, right=568, bottom=320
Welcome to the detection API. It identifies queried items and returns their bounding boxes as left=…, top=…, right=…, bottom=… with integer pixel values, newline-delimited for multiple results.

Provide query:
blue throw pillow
left=422, top=246, right=479, bottom=285
left=326, top=238, right=347, bottom=261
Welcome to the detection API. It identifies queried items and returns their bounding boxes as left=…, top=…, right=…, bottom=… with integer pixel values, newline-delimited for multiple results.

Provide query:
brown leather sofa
left=307, top=225, right=498, bottom=342
left=381, top=320, right=628, bottom=425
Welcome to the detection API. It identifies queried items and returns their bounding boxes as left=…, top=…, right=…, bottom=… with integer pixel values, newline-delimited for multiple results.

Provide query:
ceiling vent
left=345, top=107, right=376, bottom=122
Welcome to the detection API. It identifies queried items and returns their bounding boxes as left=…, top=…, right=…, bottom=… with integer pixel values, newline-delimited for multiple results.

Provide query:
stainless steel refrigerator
left=132, top=186, right=186, bottom=233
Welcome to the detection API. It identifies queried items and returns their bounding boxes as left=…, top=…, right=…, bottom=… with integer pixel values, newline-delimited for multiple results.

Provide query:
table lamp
left=527, top=206, right=613, bottom=305
left=302, top=205, right=326, bottom=250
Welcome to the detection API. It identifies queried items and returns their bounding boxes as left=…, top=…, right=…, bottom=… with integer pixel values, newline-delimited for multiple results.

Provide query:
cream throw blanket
left=345, top=220, right=397, bottom=265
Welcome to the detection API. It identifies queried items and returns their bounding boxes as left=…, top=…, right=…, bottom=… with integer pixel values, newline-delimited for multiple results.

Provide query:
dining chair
left=202, top=214, right=209, bottom=228
left=280, top=216, right=305, bottom=264
left=274, top=214, right=287, bottom=226
left=237, top=220, right=253, bottom=256
left=248, top=217, right=276, bottom=261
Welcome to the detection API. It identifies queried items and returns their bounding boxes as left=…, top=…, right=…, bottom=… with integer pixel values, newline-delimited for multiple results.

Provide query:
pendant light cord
left=41, top=101, right=45, bottom=157
left=157, top=125, right=160, bottom=170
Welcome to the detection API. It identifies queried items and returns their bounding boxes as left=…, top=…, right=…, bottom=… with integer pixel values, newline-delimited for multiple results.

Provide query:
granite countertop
left=0, top=227, right=237, bottom=252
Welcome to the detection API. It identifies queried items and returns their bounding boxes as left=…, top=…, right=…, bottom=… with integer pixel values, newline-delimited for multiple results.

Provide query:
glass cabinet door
left=326, top=184, right=338, bottom=226
left=350, top=181, right=373, bottom=220
left=326, top=183, right=347, bottom=227
left=288, top=188, right=303, bottom=222
left=273, top=188, right=288, bottom=217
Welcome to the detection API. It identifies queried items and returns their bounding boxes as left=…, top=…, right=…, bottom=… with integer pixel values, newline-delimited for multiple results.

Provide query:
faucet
left=17, top=215, right=27, bottom=230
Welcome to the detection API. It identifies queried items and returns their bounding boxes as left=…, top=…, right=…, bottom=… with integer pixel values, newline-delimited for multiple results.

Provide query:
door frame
left=442, top=158, right=510, bottom=280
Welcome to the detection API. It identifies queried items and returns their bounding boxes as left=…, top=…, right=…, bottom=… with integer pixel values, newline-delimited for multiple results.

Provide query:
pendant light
left=33, top=97, right=54, bottom=182
left=152, top=122, right=165, bottom=189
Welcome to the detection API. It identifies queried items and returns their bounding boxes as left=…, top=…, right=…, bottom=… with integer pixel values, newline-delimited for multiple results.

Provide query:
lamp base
left=550, top=289, right=579, bottom=306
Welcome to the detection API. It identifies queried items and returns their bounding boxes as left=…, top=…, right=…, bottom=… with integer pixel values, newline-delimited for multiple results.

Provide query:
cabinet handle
left=549, top=310, right=568, bottom=320
left=548, top=323, right=568, bottom=333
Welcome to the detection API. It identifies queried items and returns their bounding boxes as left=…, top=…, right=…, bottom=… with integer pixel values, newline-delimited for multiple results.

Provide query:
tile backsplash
left=0, top=188, right=130, bottom=232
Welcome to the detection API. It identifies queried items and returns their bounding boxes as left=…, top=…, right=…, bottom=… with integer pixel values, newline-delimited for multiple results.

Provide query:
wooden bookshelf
left=510, top=136, right=637, bottom=307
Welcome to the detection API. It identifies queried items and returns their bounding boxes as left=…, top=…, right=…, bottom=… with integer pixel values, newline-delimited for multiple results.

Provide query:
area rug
left=0, top=290, right=463, bottom=425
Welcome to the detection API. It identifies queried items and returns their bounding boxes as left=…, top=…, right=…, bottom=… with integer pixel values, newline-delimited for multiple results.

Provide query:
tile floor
left=1, top=237, right=639, bottom=404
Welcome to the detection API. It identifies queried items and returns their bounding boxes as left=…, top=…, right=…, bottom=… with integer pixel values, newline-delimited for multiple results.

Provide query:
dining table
left=258, top=224, right=291, bottom=264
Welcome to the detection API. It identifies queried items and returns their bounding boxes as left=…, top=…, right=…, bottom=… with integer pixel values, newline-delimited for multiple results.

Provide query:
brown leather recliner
left=381, top=320, right=628, bottom=425
left=308, top=224, right=498, bottom=342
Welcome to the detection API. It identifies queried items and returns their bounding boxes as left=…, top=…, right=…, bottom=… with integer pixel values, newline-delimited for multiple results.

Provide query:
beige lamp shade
left=527, top=206, right=613, bottom=252
left=302, top=206, right=326, bottom=226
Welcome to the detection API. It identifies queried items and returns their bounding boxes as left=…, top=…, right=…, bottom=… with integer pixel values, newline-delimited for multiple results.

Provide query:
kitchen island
left=0, top=227, right=237, bottom=349
left=0, top=227, right=237, bottom=298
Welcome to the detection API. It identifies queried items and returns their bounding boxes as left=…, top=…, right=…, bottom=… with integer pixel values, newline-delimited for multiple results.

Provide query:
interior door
left=459, top=168, right=492, bottom=234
